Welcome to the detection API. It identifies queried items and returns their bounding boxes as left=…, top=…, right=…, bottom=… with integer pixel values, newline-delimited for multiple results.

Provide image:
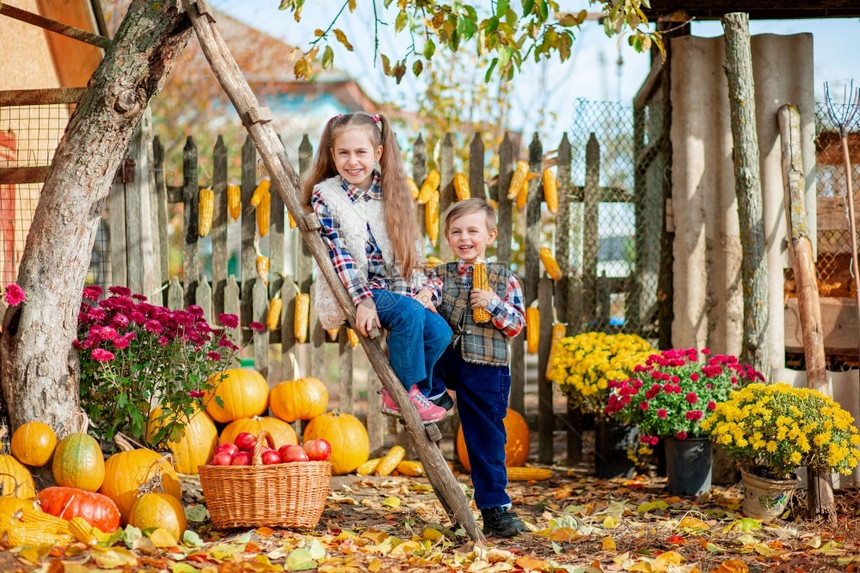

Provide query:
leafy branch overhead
left=278, top=0, right=663, bottom=83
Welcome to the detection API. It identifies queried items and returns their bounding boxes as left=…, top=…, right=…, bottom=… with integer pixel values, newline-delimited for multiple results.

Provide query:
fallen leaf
left=286, top=548, right=317, bottom=571
left=90, top=546, right=139, bottom=568
left=257, top=527, right=275, bottom=538
left=637, top=501, right=668, bottom=513
left=677, top=516, right=710, bottom=531
left=382, top=497, right=401, bottom=508
left=183, top=530, right=203, bottom=547
left=60, top=564, right=93, bottom=573
left=185, top=504, right=208, bottom=523
left=306, top=538, right=327, bottom=560
left=722, top=518, right=761, bottom=533
left=601, top=536, right=616, bottom=551
left=516, top=555, right=550, bottom=571
left=667, top=535, right=686, bottom=545
left=150, top=528, right=178, bottom=548
left=651, top=550, right=684, bottom=572
left=18, top=546, right=52, bottom=564
left=709, top=559, right=749, bottom=573
left=603, top=515, right=619, bottom=529
left=361, top=529, right=389, bottom=543
left=548, top=528, right=580, bottom=542
left=171, top=564, right=199, bottom=573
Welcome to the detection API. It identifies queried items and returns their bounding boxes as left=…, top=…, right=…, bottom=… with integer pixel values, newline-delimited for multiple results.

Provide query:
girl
left=301, top=112, right=450, bottom=423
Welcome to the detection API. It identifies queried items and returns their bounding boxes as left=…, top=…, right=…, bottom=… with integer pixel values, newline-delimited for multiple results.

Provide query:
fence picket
left=469, top=133, right=484, bottom=201
left=253, top=277, right=268, bottom=378
left=182, top=136, right=199, bottom=308
left=280, top=276, right=297, bottom=377
left=167, top=275, right=183, bottom=310
left=212, top=135, right=228, bottom=318
left=240, top=136, right=256, bottom=332
left=583, top=133, right=600, bottom=325
left=224, top=274, right=240, bottom=322
left=196, top=275, right=212, bottom=322
left=537, top=277, right=554, bottom=464
left=438, top=133, right=455, bottom=260
left=152, top=136, right=170, bottom=287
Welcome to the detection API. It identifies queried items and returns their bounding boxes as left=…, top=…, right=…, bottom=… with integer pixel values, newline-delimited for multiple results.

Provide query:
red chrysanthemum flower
left=3, top=284, right=26, bottom=306
left=91, top=348, right=114, bottom=363
left=218, top=313, right=239, bottom=329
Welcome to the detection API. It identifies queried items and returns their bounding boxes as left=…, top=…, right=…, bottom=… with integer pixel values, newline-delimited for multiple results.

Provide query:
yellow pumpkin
left=219, top=416, right=298, bottom=450
left=11, top=421, right=57, bottom=467
left=269, top=376, right=329, bottom=422
left=456, top=408, right=530, bottom=472
left=0, top=496, right=37, bottom=517
left=146, top=406, right=218, bottom=475
left=128, top=492, right=186, bottom=543
left=52, top=433, right=105, bottom=492
left=99, top=448, right=181, bottom=523
left=302, top=411, right=368, bottom=475
left=203, top=368, right=269, bottom=423
left=0, top=454, right=36, bottom=499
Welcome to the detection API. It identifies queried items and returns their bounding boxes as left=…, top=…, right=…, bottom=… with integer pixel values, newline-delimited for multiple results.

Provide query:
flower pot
left=594, top=421, right=636, bottom=479
left=664, top=437, right=712, bottom=496
left=740, top=469, right=800, bottom=522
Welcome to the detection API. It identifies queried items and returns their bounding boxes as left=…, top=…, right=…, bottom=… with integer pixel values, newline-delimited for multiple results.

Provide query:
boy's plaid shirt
left=312, top=175, right=438, bottom=306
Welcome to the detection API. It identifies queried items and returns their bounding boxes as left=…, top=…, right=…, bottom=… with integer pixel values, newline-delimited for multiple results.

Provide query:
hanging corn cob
left=545, top=321, right=567, bottom=378
left=407, top=177, right=420, bottom=200
left=375, top=445, right=406, bottom=477
left=507, top=160, right=529, bottom=199
left=526, top=306, right=540, bottom=354
left=249, top=179, right=270, bottom=207
left=540, top=247, right=563, bottom=281
left=453, top=172, right=470, bottom=201
left=256, top=188, right=271, bottom=237
left=542, top=168, right=558, bottom=214
left=425, top=190, right=440, bottom=246
left=515, top=176, right=529, bottom=210
left=198, top=188, right=214, bottom=237
left=294, top=292, right=310, bottom=344
left=417, top=170, right=440, bottom=205
left=227, top=184, right=242, bottom=220
left=267, top=297, right=283, bottom=331
left=472, top=261, right=493, bottom=324
left=255, top=254, right=270, bottom=285
left=346, top=328, right=359, bottom=348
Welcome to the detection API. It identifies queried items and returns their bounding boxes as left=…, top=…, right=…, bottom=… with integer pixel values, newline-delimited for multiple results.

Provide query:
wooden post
left=469, top=133, right=485, bottom=202
left=240, top=136, right=257, bottom=335
left=212, top=135, right=228, bottom=319
left=722, top=12, right=770, bottom=382
left=521, top=133, right=542, bottom=420
left=152, top=136, right=170, bottom=289
left=537, top=277, right=554, bottom=464
left=583, top=134, right=600, bottom=327
left=413, top=134, right=427, bottom=256
left=438, top=133, right=454, bottom=261
left=779, top=104, right=835, bottom=522
left=182, top=135, right=200, bottom=308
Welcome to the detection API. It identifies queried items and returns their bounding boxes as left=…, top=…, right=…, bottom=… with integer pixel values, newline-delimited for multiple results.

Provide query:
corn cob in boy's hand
left=472, top=260, right=492, bottom=324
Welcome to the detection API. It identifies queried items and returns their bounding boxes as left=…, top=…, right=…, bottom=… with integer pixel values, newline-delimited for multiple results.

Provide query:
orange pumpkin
left=302, top=411, right=368, bottom=475
left=52, top=433, right=105, bottom=492
left=269, top=376, right=329, bottom=422
left=99, top=448, right=181, bottom=523
left=129, top=492, right=186, bottom=542
left=219, top=416, right=298, bottom=450
left=0, top=454, right=35, bottom=499
left=456, top=408, right=530, bottom=472
left=203, top=368, right=269, bottom=423
left=146, top=406, right=218, bottom=475
left=11, top=421, right=57, bottom=467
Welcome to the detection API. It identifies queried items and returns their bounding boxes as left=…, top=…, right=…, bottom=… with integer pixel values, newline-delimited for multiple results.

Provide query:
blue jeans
left=371, top=290, right=452, bottom=396
left=433, top=345, right=512, bottom=509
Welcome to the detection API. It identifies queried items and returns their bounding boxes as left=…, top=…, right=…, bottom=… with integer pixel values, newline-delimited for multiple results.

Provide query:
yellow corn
left=515, top=175, right=529, bottom=210
left=198, top=188, right=214, bottom=237
left=507, top=160, right=529, bottom=199
left=417, top=170, right=440, bottom=205
left=453, top=172, right=470, bottom=201
left=68, top=516, right=97, bottom=546
left=250, top=179, right=271, bottom=207
left=2, top=522, right=73, bottom=548
left=356, top=458, right=380, bottom=476
left=542, top=168, right=558, bottom=214
left=545, top=322, right=567, bottom=378
left=326, top=328, right=340, bottom=341
left=227, top=184, right=242, bottom=220
left=19, top=507, right=70, bottom=535
left=472, top=262, right=492, bottom=324
left=294, top=293, right=310, bottom=344
left=425, top=191, right=439, bottom=247
left=346, top=328, right=359, bottom=348
left=526, top=307, right=540, bottom=354
left=426, top=256, right=444, bottom=269
left=288, top=211, right=297, bottom=229
left=256, top=255, right=270, bottom=284
left=396, top=460, right=424, bottom=477
left=375, top=445, right=406, bottom=477
left=506, top=466, right=553, bottom=481
left=256, top=189, right=271, bottom=237
left=267, top=297, right=283, bottom=331
left=407, top=177, right=420, bottom=201
left=540, top=247, right=563, bottom=281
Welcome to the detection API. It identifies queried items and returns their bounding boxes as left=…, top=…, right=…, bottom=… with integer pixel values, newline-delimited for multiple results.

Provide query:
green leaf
left=184, top=504, right=209, bottom=523
left=522, top=0, right=535, bottom=17
left=538, top=0, right=549, bottom=20
left=285, top=548, right=317, bottom=571
left=182, top=530, right=204, bottom=547
left=322, top=45, right=334, bottom=69
left=496, top=0, right=509, bottom=18
left=171, top=564, right=198, bottom=573
left=423, top=38, right=435, bottom=60
left=484, top=57, right=498, bottom=82
left=412, top=59, right=423, bottom=76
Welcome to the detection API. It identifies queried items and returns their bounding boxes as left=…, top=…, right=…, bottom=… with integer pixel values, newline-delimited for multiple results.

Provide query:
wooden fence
left=109, top=128, right=659, bottom=462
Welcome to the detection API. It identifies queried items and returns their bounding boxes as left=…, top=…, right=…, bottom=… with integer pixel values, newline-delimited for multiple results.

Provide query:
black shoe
left=481, top=506, right=526, bottom=538
left=430, top=392, right=454, bottom=411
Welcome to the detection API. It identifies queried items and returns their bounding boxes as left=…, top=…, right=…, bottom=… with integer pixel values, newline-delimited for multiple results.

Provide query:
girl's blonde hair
left=302, top=112, right=418, bottom=277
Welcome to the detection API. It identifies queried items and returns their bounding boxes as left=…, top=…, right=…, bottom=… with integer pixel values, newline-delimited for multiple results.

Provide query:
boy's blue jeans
left=371, top=290, right=452, bottom=396
left=433, top=345, right=512, bottom=509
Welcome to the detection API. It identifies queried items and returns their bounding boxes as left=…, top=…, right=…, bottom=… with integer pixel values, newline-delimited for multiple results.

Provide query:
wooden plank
left=240, top=136, right=257, bottom=332
left=152, top=137, right=170, bottom=288
left=785, top=297, right=860, bottom=357
left=280, top=276, right=297, bottom=374
left=212, top=135, right=228, bottom=318
left=495, top=134, right=514, bottom=266
left=366, top=366, right=384, bottom=454
left=0, top=3, right=111, bottom=49
left=223, top=275, right=240, bottom=324
left=338, top=329, right=354, bottom=415
left=537, top=277, right=554, bottom=464
left=469, top=133, right=484, bottom=201
left=818, top=196, right=860, bottom=232
left=413, top=134, right=428, bottom=255
left=124, top=118, right=156, bottom=298
left=196, top=277, right=212, bottom=323
left=269, top=137, right=286, bottom=319
left=109, top=176, right=127, bottom=288
left=555, top=133, right=572, bottom=330
left=253, top=277, right=269, bottom=379
left=0, top=87, right=85, bottom=106
left=167, top=275, right=183, bottom=310
left=583, top=133, right=600, bottom=324
left=297, top=135, right=314, bottom=376
left=182, top=136, right=200, bottom=308
left=310, top=300, right=326, bottom=383
left=0, top=166, right=51, bottom=185
left=438, top=133, right=454, bottom=260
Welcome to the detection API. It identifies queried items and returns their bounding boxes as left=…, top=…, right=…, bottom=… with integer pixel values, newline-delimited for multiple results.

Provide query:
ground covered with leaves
left=1, top=466, right=858, bottom=573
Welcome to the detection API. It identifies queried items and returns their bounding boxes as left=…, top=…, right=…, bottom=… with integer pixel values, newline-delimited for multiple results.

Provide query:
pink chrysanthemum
left=91, top=348, right=114, bottom=363
left=108, top=286, right=131, bottom=297
left=249, top=321, right=265, bottom=333
left=82, top=285, right=103, bottom=301
left=3, top=284, right=26, bottom=306
left=218, top=313, right=239, bottom=329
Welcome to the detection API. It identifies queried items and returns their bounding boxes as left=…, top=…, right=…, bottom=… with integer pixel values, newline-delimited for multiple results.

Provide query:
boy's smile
left=445, top=211, right=497, bottom=264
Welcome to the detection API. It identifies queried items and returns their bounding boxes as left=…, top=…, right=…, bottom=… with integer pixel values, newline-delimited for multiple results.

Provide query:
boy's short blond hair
left=444, top=198, right=497, bottom=235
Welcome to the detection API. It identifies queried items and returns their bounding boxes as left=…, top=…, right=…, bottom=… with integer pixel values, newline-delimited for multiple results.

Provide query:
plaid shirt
left=430, top=259, right=525, bottom=338
left=312, top=175, right=437, bottom=306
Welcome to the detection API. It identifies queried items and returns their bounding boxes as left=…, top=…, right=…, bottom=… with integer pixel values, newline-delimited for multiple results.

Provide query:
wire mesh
left=0, top=100, right=110, bottom=286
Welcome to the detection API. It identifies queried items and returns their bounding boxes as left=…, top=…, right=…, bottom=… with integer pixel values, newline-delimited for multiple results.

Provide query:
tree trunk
left=0, top=1, right=191, bottom=450
left=721, top=13, right=770, bottom=382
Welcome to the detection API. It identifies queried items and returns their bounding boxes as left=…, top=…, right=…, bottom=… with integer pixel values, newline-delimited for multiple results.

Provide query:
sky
left=206, top=0, right=858, bottom=145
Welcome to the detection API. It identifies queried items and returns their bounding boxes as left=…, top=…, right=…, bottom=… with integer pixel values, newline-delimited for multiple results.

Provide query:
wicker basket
left=198, top=431, right=331, bottom=529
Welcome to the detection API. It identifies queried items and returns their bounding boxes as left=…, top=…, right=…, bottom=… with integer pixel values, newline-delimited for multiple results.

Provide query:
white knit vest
left=311, top=176, right=396, bottom=329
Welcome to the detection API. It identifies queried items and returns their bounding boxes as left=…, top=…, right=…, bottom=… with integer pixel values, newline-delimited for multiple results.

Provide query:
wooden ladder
left=180, top=0, right=485, bottom=543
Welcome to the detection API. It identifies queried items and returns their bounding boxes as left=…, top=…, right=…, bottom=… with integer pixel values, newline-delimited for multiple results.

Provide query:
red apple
left=303, top=438, right=332, bottom=462
left=211, top=451, right=234, bottom=466
left=278, top=444, right=309, bottom=463
left=231, top=451, right=252, bottom=466
left=234, top=432, right=257, bottom=452
left=214, top=442, right=239, bottom=457
left=261, top=448, right=282, bottom=465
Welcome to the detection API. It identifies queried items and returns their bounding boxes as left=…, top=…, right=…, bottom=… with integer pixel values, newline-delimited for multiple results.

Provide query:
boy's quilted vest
left=436, top=262, right=511, bottom=366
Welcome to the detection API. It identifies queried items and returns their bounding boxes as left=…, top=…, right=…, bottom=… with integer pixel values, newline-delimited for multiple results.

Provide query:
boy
left=429, top=198, right=527, bottom=538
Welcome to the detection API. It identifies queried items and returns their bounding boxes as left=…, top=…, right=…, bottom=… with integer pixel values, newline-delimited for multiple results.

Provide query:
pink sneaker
left=380, top=385, right=448, bottom=424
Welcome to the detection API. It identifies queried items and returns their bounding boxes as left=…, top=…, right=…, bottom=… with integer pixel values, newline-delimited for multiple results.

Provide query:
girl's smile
left=331, top=127, right=383, bottom=191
